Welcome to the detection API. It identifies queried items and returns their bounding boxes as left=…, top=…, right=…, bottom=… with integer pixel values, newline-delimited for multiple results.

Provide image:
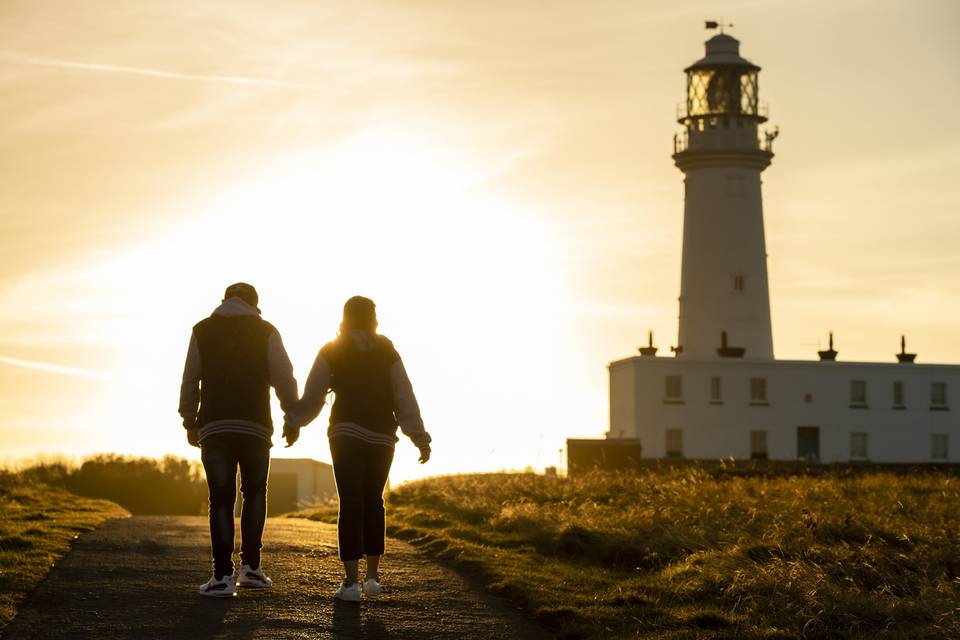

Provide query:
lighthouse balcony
left=673, top=126, right=776, bottom=155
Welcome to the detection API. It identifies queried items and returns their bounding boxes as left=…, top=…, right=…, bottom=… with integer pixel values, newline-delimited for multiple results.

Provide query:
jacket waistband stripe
left=199, top=422, right=272, bottom=443
left=328, top=422, right=397, bottom=447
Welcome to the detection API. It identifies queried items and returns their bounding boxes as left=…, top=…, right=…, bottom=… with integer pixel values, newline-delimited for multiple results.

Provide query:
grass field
left=0, top=471, right=128, bottom=630
left=293, top=467, right=960, bottom=639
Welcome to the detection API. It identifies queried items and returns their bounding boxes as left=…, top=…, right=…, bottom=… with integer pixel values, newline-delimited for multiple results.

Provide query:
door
left=797, top=427, right=820, bottom=462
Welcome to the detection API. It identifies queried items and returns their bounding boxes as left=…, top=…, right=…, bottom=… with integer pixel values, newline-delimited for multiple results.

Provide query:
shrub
left=8, top=455, right=208, bottom=515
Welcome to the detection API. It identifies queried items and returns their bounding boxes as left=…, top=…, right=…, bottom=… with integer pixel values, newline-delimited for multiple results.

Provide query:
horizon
left=1, top=1, right=959, bottom=482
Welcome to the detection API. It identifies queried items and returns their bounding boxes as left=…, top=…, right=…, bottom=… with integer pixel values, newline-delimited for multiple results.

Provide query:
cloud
left=0, top=50, right=324, bottom=92
left=0, top=355, right=107, bottom=379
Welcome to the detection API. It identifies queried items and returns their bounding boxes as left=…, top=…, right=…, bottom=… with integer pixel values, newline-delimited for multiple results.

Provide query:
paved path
left=3, top=516, right=548, bottom=639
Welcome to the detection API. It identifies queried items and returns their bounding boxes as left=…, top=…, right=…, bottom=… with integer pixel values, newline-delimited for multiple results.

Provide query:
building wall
left=609, top=362, right=635, bottom=439
left=608, top=357, right=958, bottom=463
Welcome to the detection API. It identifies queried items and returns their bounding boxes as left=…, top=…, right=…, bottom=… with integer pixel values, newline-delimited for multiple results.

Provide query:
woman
left=287, top=296, right=431, bottom=601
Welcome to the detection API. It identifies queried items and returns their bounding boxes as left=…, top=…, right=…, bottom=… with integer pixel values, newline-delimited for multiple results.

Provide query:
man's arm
left=178, top=331, right=202, bottom=442
left=391, top=359, right=431, bottom=462
left=267, top=330, right=299, bottom=422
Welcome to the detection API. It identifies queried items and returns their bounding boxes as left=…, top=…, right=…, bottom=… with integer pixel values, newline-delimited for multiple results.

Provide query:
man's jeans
left=200, top=433, right=270, bottom=579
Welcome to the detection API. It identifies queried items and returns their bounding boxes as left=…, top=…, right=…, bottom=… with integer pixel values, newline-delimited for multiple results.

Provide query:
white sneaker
left=237, top=564, right=273, bottom=588
left=334, top=580, right=361, bottom=602
left=362, top=577, right=381, bottom=597
left=198, top=574, right=236, bottom=597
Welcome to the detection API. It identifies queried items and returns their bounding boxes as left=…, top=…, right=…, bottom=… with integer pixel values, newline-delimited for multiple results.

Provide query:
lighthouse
left=585, top=27, right=960, bottom=467
left=673, top=32, right=777, bottom=360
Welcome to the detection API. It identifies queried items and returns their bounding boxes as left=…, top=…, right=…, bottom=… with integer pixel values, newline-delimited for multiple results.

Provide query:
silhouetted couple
left=178, top=283, right=431, bottom=600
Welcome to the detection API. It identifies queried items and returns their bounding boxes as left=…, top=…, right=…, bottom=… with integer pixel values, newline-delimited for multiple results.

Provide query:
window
left=850, top=380, right=867, bottom=407
left=686, top=68, right=760, bottom=117
left=710, top=377, right=722, bottom=403
left=666, top=429, right=684, bottom=458
left=893, top=381, right=905, bottom=407
left=850, top=432, right=868, bottom=460
left=932, top=434, right=949, bottom=460
left=665, top=376, right=683, bottom=402
left=750, top=430, right=768, bottom=460
left=733, top=275, right=745, bottom=291
left=931, top=382, right=947, bottom=408
left=750, top=377, right=767, bottom=404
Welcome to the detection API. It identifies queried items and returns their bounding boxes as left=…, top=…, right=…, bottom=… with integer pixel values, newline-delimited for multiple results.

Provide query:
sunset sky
left=1, top=1, right=958, bottom=481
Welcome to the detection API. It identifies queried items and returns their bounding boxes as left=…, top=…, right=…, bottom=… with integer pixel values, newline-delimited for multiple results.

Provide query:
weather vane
left=705, top=20, right=734, bottom=34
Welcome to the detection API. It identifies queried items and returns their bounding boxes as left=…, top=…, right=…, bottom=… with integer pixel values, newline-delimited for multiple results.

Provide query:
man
left=179, top=282, right=298, bottom=597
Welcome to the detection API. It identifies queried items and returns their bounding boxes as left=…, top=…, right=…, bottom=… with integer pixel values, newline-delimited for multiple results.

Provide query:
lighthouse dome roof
left=685, top=33, right=760, bottom=72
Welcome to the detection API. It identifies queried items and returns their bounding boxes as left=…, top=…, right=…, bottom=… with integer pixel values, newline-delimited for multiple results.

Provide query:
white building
left=607, top=31, right=958, bottom=464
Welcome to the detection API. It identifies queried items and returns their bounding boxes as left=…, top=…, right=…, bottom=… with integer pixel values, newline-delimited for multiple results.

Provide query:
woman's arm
left=292, top=352, right=331, bottom=427
left=391, top=359, right=431, bottom=460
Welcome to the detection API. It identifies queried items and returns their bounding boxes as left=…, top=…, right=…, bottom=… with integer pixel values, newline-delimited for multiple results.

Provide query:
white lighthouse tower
left=673, top=32, right=777, bottom=360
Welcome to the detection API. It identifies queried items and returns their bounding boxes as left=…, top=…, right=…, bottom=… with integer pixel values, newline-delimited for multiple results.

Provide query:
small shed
left=268, top=458, right=336, bottom=515
left=567, top=438, right=643, bottom=475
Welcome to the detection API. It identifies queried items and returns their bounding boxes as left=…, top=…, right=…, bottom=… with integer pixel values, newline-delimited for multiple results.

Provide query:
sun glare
left=5, top=125, right=583, bottom=481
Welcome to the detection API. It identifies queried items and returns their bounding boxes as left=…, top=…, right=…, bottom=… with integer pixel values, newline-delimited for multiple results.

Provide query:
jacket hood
left=344, top=329, right=389, bottom=352
left=213, top=297, right=261, bottom=317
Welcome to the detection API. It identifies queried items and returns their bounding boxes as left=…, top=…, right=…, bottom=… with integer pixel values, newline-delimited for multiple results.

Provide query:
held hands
left=283, top=424, right=300, bottom=448
left=186, top=428, right=200, bottom=448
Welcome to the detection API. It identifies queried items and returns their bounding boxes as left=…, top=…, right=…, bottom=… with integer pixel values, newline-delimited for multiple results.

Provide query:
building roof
left=608, top=355, right=960, bottom=371
left=685, top=33, right=760, bottom=72
left=270, top=458, right=332, bottom=469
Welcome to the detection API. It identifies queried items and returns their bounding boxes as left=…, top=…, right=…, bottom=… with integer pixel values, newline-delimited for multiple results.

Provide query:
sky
left=1, top=0, right=958, bottom=481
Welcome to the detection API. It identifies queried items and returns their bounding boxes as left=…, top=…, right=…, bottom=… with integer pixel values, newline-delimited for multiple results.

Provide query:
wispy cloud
left=0, top=355, right=106, bottom=379
left=0, top=50, right=323, bottom=91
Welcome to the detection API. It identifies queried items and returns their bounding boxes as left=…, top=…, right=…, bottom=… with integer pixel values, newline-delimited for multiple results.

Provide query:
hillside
left=295, top=468, right=960, bottom=639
